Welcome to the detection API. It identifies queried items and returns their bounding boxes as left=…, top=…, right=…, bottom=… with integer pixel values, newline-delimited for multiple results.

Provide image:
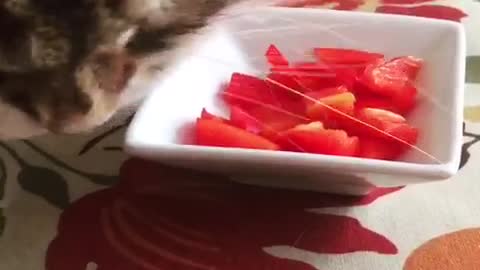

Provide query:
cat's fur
left=0, top=0, right=275, bottom=139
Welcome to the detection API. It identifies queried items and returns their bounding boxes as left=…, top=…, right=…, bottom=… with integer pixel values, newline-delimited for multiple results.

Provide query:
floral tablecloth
left=1, top=1, right=480, bottom=270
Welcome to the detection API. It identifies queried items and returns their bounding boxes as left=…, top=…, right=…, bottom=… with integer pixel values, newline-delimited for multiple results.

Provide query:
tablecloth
left=1, top=1, right=480, bottom=269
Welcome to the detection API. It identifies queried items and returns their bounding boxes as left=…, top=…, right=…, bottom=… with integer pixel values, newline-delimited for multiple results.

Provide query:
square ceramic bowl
left=125, top=8, right=465, bottom=195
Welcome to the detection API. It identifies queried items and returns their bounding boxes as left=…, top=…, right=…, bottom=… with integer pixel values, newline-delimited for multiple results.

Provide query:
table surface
left=1, top=1, right=480, bottom=270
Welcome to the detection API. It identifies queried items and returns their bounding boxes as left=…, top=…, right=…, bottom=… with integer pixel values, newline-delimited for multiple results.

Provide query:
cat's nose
left=91, top=48, right=137, bottom=93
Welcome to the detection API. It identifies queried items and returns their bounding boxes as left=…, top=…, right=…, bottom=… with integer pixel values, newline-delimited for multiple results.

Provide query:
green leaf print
left=466, top=56, right=480, bottom=84
left=17, top=166, right=70, bottom=209
left=0, top=143, right=70, bottom=209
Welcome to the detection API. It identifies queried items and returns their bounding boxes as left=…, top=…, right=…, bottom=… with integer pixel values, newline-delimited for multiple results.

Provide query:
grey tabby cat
left=0, top=0, right=278, bottom=139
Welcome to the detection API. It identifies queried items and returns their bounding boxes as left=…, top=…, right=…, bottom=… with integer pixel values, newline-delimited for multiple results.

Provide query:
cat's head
left=0, top=0, right=274, bottom=140
left=0, top=50, right=139, bottom=139
left=0, top=0, right=143, bottom=139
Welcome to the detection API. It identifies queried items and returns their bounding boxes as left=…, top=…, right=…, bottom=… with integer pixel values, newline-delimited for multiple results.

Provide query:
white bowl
left=125, top=8, right=465, bottom=195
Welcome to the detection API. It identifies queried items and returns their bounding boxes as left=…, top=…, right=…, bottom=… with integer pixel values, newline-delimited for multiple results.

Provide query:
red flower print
left=375, top=0, right=467, bottom=22
left=280, top=0, right=467, bottom=22
left=46, top=159, right=401, bottom=270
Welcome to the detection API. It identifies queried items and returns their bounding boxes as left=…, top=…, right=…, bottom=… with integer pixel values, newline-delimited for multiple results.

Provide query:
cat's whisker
left=264, top=77, right=443, bottom=164
left=269, top=70, right=336, bottom=77
left=222, top=92, right=310, bottom=121
left=227, top=105, right=308, bottom=152
left=189, top=50, right=441, bottom=163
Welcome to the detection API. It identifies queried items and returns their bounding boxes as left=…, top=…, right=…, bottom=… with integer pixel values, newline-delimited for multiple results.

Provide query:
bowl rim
left=124, top=7, right=466, bottom=180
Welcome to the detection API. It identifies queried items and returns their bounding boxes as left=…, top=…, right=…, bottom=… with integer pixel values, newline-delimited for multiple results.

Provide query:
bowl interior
left=127, top=8, right=464, bottom=168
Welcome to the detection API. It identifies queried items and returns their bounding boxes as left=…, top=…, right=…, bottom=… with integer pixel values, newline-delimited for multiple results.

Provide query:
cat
left=0, top=0, right=287, bottom=140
